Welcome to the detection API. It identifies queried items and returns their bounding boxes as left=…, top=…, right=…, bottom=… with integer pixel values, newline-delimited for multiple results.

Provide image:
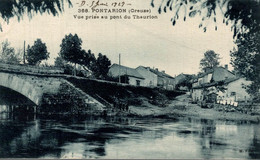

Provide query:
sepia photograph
left=0, top=0, right=259, bottom=159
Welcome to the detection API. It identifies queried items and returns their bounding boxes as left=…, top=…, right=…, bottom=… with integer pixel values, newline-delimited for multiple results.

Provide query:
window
left=136, top=80, right=140, bottom=86
left=231, top=92, right=236, bottom=96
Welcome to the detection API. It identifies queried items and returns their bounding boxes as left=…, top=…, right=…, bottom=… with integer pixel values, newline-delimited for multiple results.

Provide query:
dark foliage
left=59, top=33, right=83, bottom=65
left=26, top=39, right=49, bottom=65
left=230, top=25, right=260, bottom=101
left=0, top=0, right=72, bottom=31
left=59, top=34, right=111, bottom=78
left=200, top=50, right=220, bottom=72
left=152, top=0, right=260, bottom=38
left=91, top=53, right=111, bottom=79
left=175, top=78, right=193, bottom=90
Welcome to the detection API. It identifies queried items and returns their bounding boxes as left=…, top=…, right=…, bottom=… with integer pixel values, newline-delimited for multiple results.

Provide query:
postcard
left=0, top=0, right=259, bottom=159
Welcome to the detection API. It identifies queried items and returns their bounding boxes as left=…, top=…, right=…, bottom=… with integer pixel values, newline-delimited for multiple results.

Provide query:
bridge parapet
left=0, top=62, right=64, bottom=75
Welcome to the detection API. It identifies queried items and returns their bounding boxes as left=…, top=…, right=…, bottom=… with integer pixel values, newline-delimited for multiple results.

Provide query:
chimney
left=155, top=68, right=158, bottom=71
left=224, top=64, right=228, bottom=70
left=162, top=70, right=165, bottom=73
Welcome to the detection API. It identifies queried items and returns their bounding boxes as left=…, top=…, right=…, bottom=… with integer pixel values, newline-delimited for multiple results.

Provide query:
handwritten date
left=76, top=0, right=131, bottom=9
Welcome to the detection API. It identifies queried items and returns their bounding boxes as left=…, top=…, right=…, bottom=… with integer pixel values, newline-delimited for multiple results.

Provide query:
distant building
left=174, top=73, right=193, bottom=91
left=136, top=66, right=175, bottom=90
left=135, top=66, right=158, bottom=87
left=108, top=64, right=145, bottom=86
left=192, top=66, right=236, bottom=89
left=191, top=66, right=251, bottom=104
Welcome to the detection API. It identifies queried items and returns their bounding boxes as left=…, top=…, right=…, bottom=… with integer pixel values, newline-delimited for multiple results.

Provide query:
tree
left=26, top=39, right=50, bottom=65
left=152, top=0, right=260, bottom=38
left=54, top=56, right=67, bottom=68
left=200, top=50, right=220, bottom=72
left=92, top=53, right=111, bottom=79
left=59, top=33, right=84, bottom=75
left=0, top=40, right=21, bottom=64
left=59, top=34, right=83, bottom=64
left=79, top=49, right=96, bottom=71
left=152, top=0, right=260, bottom=98
left=231, top=30, right=260, bottom=101
left=0, top=0, right=72, bottom=31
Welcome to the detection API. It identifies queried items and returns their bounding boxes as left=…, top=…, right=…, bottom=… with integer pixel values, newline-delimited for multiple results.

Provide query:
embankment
left=66, top=77, right=260, bottom=123
left=65, top=77, right=184, bottom=108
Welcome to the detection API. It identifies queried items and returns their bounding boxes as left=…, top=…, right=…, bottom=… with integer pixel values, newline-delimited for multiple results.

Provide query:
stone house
left=108, top=64, right=145, bottom=86
left=136, top=66, right=175, bottom=90
left=191, top=66, right=251, bottom=104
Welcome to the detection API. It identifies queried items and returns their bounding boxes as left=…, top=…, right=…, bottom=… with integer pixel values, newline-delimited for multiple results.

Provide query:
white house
left=191, top=66, right=251, bottom=105
left=135, top=66, right=158, bottom=87
left=108, top=64, right=145, bottom=86
left=217, top=78, right=252, bottom=103
left=136, top=66, right=175, bottom=90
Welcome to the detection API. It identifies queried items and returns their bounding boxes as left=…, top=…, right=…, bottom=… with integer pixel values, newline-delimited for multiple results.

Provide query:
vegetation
left=0, top=40, right=21, bottom=64
left=58, top=33, right=111, bottom=78
left=59, top=34, right=83, bottom=65
left=152, top=0, right=259, bottom=38
left=200, top=50, right=220, bottom=72
left=231, top=30, right=260, bottom=101
left=152, top=0, right=260, bottom=99
left=91, top=53, right=111, bottom=79
left=175, top=76, right=193, bottom=90
left=26, top=39, right=50, bottom=65
left=0, top=0, right=72, bottom=31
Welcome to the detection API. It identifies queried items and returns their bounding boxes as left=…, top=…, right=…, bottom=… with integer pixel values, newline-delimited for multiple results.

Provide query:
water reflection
left=0, top=86, right=260, bottom=158
left=0, top=114, right=259, bottom=159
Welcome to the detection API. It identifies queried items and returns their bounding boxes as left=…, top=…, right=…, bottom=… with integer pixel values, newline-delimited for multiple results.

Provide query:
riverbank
left=127, top=93, right=260, bottom=123
left=60, top=77, right=260, bottom=123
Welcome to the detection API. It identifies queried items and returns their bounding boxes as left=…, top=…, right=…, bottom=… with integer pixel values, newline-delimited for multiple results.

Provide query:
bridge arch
left=0, top=72, right=43, bottom=106
left=0, top=86, right=36, bottom=106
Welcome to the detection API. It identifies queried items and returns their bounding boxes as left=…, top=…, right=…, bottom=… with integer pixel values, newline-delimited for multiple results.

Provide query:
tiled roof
left=138, top=66, right=174, bottom=79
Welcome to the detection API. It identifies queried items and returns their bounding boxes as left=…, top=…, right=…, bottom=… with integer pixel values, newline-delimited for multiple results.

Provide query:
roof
left=194, top=67, right=236, bottom=82
left=192, top=77, right=240, bottom=89
left=137, top=66, right=174, bottom=79
left=109, top=64, right=144, bottom=79
left=192, top=66, right=239, bottom=89
left=224, top=77, right=240, bottom=84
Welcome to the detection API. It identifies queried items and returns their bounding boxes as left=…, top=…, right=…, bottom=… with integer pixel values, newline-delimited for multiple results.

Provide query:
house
left=192, top=66, right=236, bottom=88
left=108, top=64, right=145, bottom=86
left=217, top=78, right=251, bottom=103
left=136, top=66, right=175, bottom=90
left=135, top=66, right=158, bottom=87
left=191, top=66, right=251, bottom=104
left=174, top=73, right=193, bottom=91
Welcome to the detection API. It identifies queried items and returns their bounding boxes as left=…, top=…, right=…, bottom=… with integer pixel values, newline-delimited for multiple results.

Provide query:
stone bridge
left=0, top=63, right=105, bottom=114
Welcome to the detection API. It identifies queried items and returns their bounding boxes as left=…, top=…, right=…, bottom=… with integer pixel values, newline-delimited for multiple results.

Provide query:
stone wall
left=0, top=71, right=105, bottom=115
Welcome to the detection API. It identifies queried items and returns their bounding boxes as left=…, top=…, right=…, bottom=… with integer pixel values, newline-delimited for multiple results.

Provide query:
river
left=0, top=87, right=260, bottom=159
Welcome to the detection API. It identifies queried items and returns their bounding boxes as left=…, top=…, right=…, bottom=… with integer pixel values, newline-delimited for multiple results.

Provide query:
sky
left=0, top=0, right=236, bottom=77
